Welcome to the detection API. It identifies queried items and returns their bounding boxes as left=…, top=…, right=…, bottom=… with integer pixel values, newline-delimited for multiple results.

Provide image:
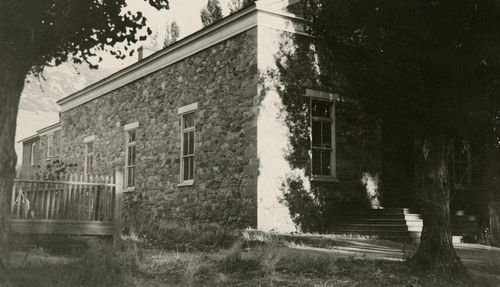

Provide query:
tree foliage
left=164, top=21, right=180, bottom=47
left=0, top=0, right=169, bottom=269
left=228, top=0, right=255, bottom=14
left=303, top=0, right=500, bottom=275
left=200, top=0, right=223, bottom=27
left=0, top=0, right=169, bottom=72
left=274, top=34, right=379, bottom=231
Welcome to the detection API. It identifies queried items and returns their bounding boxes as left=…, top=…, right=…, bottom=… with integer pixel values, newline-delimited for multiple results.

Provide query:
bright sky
left=100, top=0, right=233, bottom=70
left=15, top=0, right=235, bottom=162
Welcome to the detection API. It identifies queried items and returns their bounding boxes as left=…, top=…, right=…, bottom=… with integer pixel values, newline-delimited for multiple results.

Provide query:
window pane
left=312, top=149, right=321, bottom=175
left=311, top=100, right=330, bottom=118
left=322, top=122, right=331, bottom=148
left=188, top=156, right=194, bottom=180
left=183, top=113, right=194, bottom=129
left=128, top=146, right=136, bottom=165
left=129, top=131, right=136, bottom=143
left=183, top=157, right=190, bottom=180
left=188, top=131, right=194, bottom=155
left=127, top=166, right=135, bottom=187
left=183, top=132, right=189, bottom=156
left=312, top=121, right=321, bottom=147
left=87, top=142, right=93, bottom=153
left=321, top=150, right=331, bottom=176
left=87, top=156, right=93, bottom=174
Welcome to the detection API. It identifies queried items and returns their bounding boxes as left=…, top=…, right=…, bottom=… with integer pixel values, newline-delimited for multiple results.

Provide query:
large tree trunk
left=0, top=54, right=28, bottom=271
left=412, top=136, right=467, bottom=276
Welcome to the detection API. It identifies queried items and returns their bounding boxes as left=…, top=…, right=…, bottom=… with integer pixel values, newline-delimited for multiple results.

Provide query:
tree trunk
left=412, top=136, right=468, bottom=277
left=0, top=55, right=28, bottom=271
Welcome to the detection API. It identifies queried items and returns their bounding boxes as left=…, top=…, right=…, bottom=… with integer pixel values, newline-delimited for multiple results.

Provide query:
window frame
left=30, top=142, right=36, bottom=166
left=305, top=89, right=338, bottom=182
left=177, top=102, right=198, bottom=186
left=125, top=128, right=138, bottom=191
left=83, top=135, right=96, bottom=178
left=84, top=141, right=94, bottom=177
left=46, top=134, right=54, bottom=160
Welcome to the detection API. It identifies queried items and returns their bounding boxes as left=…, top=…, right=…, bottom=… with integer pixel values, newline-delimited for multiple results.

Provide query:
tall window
left=126, top=130, right=137, bottom=188
left=30, top=142, right=36, bottom=166
left=85, top=142, right=94, bottom=176
left=46, top=134, right=54, bottom=159
left=311, top=99, right=335, bottom=178
left=181, top=112, right=195, bottom=183
left=450, top=141, right=472, bottom=189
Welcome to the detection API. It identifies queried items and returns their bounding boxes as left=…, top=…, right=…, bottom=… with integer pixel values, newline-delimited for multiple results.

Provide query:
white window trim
left=125, top=129, right=138, bottom=192
left=84, top=135, right=96, bottom=143
left=177, top=102, right=198, bottom=115
left=178, top=103, right=198, bottom=186
left=30, top=142, right=36, bottom=166
left=46, top=134, right=54, bottom=160
left=306, top=90, right=338, bottom=181
left=124, top=121, right=139, bottom=131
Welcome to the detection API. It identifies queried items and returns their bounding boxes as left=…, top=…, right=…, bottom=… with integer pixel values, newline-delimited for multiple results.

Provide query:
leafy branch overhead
left=164, top=21, right=180, bottom=48
left=0, top=0, right=169, bottom=269
left=0, top=0, right=169, bottom=74
left=200, top=0, right=223, bottom=27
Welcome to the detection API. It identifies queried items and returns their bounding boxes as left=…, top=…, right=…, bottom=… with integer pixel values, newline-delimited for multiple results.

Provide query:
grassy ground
left=2, top=227, right=500, bottom=286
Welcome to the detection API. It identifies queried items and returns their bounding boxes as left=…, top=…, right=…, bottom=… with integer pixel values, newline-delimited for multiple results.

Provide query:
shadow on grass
left=4, top=229, right=500, bottom=287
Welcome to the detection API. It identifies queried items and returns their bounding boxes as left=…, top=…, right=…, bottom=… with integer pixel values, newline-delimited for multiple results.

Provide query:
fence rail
left=10, top=168, right=124, bottom=244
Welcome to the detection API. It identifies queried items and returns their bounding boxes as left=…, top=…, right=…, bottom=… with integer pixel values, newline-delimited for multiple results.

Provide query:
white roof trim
left=37, top=122, right=61, bottom=137
left=84, top=135, right=96, bottom=143
left=305, top=89, right=340, bottom=101
left=56, top=1, right=308, bottom=113
left=58, top=7, right=259, bottom=113
left=178, top=102, right=199, bottom=115
left=124, top=121, right=139, bottom=131
left=18, top=134, right=39, bottom=144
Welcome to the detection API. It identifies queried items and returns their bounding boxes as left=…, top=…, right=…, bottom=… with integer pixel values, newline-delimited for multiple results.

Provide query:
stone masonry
left=59, top=28, right=259, bottom=228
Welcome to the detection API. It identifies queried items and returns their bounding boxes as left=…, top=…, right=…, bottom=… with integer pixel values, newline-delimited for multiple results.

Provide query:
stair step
left=327, top=208, right=424, bottom=243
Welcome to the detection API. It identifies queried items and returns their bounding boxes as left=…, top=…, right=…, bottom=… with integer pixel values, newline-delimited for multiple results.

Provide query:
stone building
left=18, top=0, right=484, bottom=237
left=20, top=0, right=328, bottom=231
left=20, top=122, right=62, bottom=178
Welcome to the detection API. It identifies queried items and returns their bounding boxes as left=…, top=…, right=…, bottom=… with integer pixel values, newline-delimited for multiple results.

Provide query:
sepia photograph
left=1, top=0, right=500, bottom=286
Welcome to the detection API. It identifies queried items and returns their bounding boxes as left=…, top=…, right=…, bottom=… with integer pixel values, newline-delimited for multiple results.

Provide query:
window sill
left=178, top=180, right=194, bottom=187
left=125, top=187, right=136, bottom=193
left=311, top=176, right=339, bottom=183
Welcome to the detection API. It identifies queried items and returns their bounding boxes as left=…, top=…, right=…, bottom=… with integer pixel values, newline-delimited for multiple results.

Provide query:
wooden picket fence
left=10, top=168, right=124, bottom=245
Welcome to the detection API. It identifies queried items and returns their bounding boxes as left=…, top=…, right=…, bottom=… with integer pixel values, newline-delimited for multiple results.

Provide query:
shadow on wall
left=269, top=32, right=382, bottom=232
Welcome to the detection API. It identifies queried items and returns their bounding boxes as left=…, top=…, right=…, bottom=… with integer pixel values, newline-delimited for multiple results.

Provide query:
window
left=30, top=142, right=36, bottom=166
left=181, top=113, right=195, bottom=183
left=449, top=141, right=472, bottom=189
left=85, top=142, right=94, bottom=176
left=310, top=98, right=336, bottom=179
left=126, top=130, right=137, bottom=188
left=46, top=134, right=54, bottom=159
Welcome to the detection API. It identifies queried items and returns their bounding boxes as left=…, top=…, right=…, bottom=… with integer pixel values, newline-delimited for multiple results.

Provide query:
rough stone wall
left=59, top=28, right=259, bottom=229
left=20, top=130, right=63, bottom=178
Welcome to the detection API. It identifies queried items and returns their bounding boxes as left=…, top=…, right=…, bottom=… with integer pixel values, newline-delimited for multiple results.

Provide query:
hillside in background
left=15, top=63, right=114, bottom=163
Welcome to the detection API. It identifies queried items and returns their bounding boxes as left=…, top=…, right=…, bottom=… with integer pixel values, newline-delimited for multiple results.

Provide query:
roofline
left=17, top=134, right=39, bottom=144
left=18, top=122, right=61, bottom=143
left=56, top=0, right=307, bottom=112
left=57, top=3, right=258, bottom=111
left=37, top=122, right=61, bottom=136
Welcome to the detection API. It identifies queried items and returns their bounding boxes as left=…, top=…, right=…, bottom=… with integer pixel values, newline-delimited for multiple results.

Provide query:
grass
left=139, top=221, right=241, bottom=252
left=3, top=227, right=500, bottom=286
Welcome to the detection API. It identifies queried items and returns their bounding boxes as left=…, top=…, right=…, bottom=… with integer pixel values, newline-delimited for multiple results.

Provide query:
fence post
left=113, top=167, right=124, bottom=247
